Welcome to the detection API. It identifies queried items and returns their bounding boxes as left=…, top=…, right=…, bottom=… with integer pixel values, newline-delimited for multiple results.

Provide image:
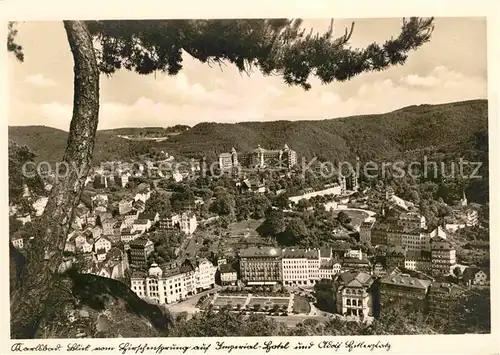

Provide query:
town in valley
left=9, top=136, right=490, bottom=336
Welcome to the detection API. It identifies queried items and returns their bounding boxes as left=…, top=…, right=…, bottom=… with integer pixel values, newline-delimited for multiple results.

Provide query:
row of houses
left=359, top=209, right=458, bottom=276
left=234, top=237, right=475, bottom=288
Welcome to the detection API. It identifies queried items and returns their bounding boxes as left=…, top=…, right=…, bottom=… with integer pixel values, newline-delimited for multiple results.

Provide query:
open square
left=212, top=296, right=247, bottom=308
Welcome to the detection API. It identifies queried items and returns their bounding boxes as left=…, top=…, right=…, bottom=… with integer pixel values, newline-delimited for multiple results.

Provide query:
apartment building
left=318, top=259, right=342, bottom=280
left=360, top=220, right=375, bottom=245
left=219, top=264, right=238, bottom=286
left=192, top=258, right=217, bottom=291
left=158, top=212, right=198, bottom=236
left=394, top=212, right=427, bottom=229
left=180, top=212, right=198, bottom=235
left=128, top=238, right=154, bottom=268
left=379, top=273, right=431, bottom=314
left=427, top=282, right=465, bottom=317
left=431, top=237, right=456, bottom=275
left=131, top=219, right=151, bottom=234
left=282, top=249, right=318, bottom=286
left=218, top=148, right=239, bottom=171
left=404, top=250, right=432, bottom=272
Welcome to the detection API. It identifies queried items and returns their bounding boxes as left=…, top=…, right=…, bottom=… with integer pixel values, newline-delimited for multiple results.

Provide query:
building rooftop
left=129, top=237, right=152, bottom=247
left=342, top=258, right=371, bottom=265
left=219, top=263, right=237, bottom=273
left=337, top=271, right=373, bottom=287
left=239, top=246, right=282, bottom=258
left=138, top=212, right=157, bottom=220
left=319, top=248, right=332, bottom=257
left=360, top=220, right=376, bottom=228
left=380, top=274, right=432, bottom=290
left=282, top=248, right=318, bottom=259
left=428, top=282, right=466, bottom=296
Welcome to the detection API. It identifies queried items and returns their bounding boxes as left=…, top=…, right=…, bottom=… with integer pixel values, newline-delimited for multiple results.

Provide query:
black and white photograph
left=3, top=2, right=498, bottom=353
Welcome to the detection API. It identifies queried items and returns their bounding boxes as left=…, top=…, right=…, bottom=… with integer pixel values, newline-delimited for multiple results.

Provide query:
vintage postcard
left=1, top=0, right=499, bottom=354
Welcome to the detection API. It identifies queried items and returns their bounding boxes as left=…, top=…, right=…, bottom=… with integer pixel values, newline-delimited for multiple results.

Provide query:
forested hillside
left=9, top=99, right=487, bottom=164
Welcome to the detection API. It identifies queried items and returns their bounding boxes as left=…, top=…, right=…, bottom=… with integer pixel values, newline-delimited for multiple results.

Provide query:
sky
left=8, top=17, right=487, bottom=131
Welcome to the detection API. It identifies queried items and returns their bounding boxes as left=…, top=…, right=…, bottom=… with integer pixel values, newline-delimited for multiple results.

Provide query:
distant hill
left=9, top=99, right=488, bottom=164
left=8, top=126, right=154, bottom=164
left=161, top=99, right=488, bottom=162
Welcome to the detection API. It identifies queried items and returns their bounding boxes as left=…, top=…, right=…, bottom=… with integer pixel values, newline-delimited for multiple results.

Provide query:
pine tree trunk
left=10, top=20, right=99, bottom=339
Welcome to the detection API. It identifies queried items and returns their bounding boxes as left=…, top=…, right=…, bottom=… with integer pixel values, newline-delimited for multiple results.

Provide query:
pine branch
left=86, top=18, right=434, bottom=90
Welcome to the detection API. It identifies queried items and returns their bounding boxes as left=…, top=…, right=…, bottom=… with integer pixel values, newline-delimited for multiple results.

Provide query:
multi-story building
left=120, top=228, right=142, bottom=244
left=138, top=212, right=160, bottom=224
left=11, top=233, right=24, bottom=250
left=131, top=263, right=191, bottom=304
left=158, top=213, right=178, bottom=230
left=180, top=212, right=198, bottom=236
left=341, top=257, right=372, bottom=273
left=94, top=236, right=112, bottom=254
left=386, top=250, right=406, bottom=269
left=218, top=144, right=297, bottom=170
left=130, top=259, right=217, bottom=305
left=430, top=237, right=456, bottom=275
left=86, top=213, right=97, bottom=227
left=134, top=189, right=151, bottom=204
left=129, top=238, right=154, bottom=268
left=427, top=282, right=465, bottom=317
left=318, top=259, right=342, bottom=280
left=219, top=264, right=238, bottom=286
left=404, top=250, right=432, bottom=272
left=123, top=209, right=139, bottom=225
left=379, top=273, right=431, bottom=314
left=365, top=214, right=431, bottom=251
left=218, top=148, right=239, bottom=171
left=131, top=219, right=151, bottom=234
left=249, top=144, right=297, bottom=169
left=282, top=249, right=318, bottom=286
left=395, top=212, right=427, bottom=230
left=191, top=258, right=217, bottom=291
left=158, top=212, right=197, bottom=236
left=464, top=208, right=479, bottom=227
left=118, top=199, right=133, bottom=215
left=371, top=223, right=390, bottom=246
left=334, top=272, right=374, bottom=318
left=400, top=229, right=430, bottom=252
left=239, top=246, right=282, bottom=286
left=360, top=220, right=375, bottom=245
left=101, top=218, right=115, bottom=236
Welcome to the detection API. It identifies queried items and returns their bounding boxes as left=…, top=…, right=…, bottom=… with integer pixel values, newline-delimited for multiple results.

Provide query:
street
left=165, top=287, right=220, bottom=319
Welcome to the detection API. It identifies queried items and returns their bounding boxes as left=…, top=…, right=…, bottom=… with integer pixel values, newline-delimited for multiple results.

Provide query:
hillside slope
left=8, top=126, right=153, bottom=164
left=9, top=99, right=488, bottom=164
left=162, top=99, right=487, bottom=162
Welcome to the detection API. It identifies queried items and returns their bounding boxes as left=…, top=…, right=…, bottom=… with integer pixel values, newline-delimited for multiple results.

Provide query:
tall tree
left=8, top=18, right=434, bottom=338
